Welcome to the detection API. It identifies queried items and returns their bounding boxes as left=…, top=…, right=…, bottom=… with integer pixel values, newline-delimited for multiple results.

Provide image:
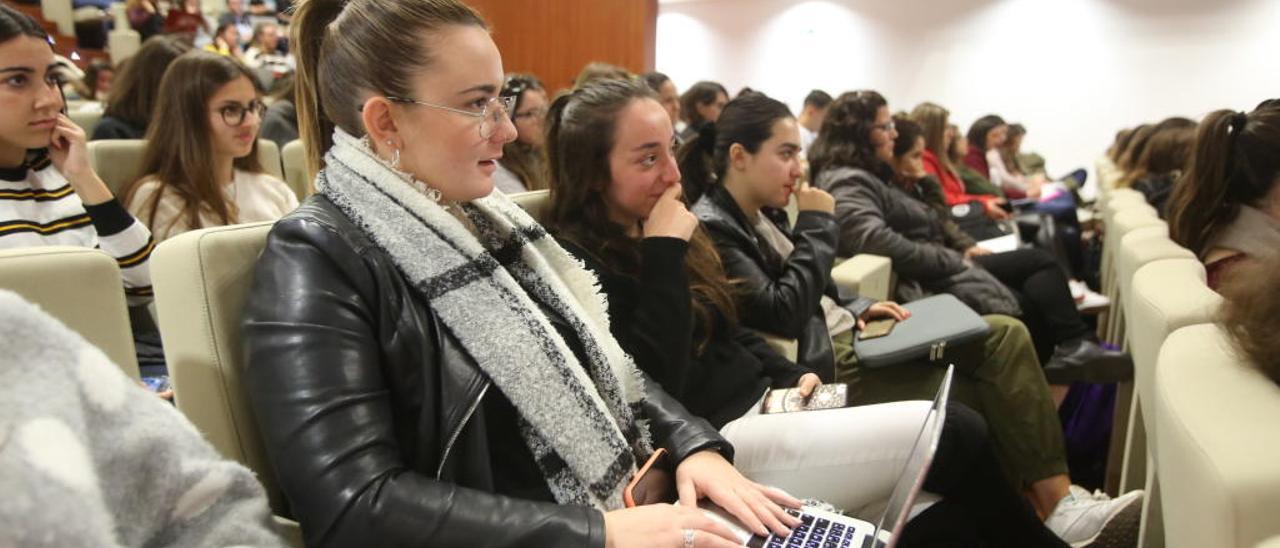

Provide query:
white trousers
left=719, top=397, right=932, bottom=517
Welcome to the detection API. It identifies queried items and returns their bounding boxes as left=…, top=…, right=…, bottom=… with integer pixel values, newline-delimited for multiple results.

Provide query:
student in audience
left=1122, top=125, right=1194, bottom=216
left=493, top=73, right=548, bottom=193
left=948, top=122, right=1005, bottom=198
left=244, top=1, right=807, bottom=546
left=79, top=59, right=113, bottom=102
left=911, top=102, right=1008, bottom=220
left=258, top=74, right=297, bottom=148
left=94, top=35, right=191, bottom=140
left=0, top=291, right=287, bottom=547
left=545, top=78, right=1082, bottom=548
left=810, top=91, right=1131, bottom=382
left=244, top=23, right=293, bottom=73
left=126, top=0, right=164, bottom=40
left=219, top=0, right=253, bottom=40
left=1116, top=123, right=1158, bottom=177
left=682, top=92, right=1143, bottom=547
left=573, top=61, right=631, bottom=88
left=204, top=23, right=246, bottom=62
left=678, top=80, right=728, bottom=143
left=164, top=0, right=213, bottom=43
left=1167, top=102, right=1280, bottom=290
left=0, top=4, right=154, bottom=300
left=969, top=115, right=1044, bottom=199
left=796, top=89, right=830, bottom=153
left=1218, top=254, right=1280, bottom=386
left=1096, top=127, right=1135, bottom=193
left=642, top=71, right=681, bottom=133
left=1117, top=117, right=1196, bottom=188
left=122, top=52, right=296, bottom=242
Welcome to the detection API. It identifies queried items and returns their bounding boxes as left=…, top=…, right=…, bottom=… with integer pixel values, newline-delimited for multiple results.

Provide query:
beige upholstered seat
left=150, top=222, right=302, bottom=546
left=68, top=109, right=103, bottom=136
left=1112, top=227, right=1195, bottom=348
left=509, top=189, right=552, bottom=224
left=88, top=140, right=285, bottom=199
left=1155, top=324, right=1280, bottom=548
left=1120, top=258, right=1222, bottom=547
left=0, top=246, right=139, bottom=379
left=280, top=140, right=311, bottom=201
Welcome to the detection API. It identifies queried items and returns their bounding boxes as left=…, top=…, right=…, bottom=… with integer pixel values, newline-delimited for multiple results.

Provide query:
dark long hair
left=0, top=4, right=46, bottom=46
left=966, top=114, right=1005, bottom=151
left=1120, top=125, right=1195, bottom=188
left=103, top=35, right=191, bottom=130
left=500, top=73, right=549, bottom=191
left=808, top=90, right=890, bottom=182
left=679, top=81, right=728, bottom=126
left=1167, top=104, right=1280, bottom=255
left=677, top=93, right=793, bottom=204
left=121, top=52, right=265, bottom=233
left=545, top=79, right=738, bottom=351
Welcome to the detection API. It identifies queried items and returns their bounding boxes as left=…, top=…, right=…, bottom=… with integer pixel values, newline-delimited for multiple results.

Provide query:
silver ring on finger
left=682, top=528, right=696, bottom=548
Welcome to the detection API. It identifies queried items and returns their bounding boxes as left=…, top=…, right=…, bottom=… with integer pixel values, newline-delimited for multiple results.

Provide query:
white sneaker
left=1070, top=280, right=1111, bottom=313
left=1045, top=486, right=1143, bottom=547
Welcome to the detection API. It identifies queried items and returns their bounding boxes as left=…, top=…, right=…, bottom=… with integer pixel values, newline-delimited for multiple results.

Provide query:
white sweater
left=126, top=169, right=299, bottom=242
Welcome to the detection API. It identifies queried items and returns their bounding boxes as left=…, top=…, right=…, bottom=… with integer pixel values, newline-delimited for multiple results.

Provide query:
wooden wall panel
left=466, top=0, right=657, bottom=94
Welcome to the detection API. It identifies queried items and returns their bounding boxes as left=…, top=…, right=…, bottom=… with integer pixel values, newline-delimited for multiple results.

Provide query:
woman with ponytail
left=242, top=1, right=799, bottom=547
left=1167, top=101, right=1280, bottom=289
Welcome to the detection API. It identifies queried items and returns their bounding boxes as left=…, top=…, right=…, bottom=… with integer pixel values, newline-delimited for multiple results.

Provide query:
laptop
left=703, top=365, right=955, bottom=548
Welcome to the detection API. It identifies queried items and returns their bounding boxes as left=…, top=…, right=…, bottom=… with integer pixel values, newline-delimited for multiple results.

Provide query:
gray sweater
left=0, top=290, right=285, bottom=547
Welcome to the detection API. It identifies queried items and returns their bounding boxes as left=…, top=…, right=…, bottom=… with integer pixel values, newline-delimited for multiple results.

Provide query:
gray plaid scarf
left=317, top=129, right=652, bottom=510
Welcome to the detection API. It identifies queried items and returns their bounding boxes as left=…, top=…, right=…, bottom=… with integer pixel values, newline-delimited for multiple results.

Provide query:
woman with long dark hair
left=492, top=73, right=549, bottom=193
left=1167, top=102, right=1280, bottom=289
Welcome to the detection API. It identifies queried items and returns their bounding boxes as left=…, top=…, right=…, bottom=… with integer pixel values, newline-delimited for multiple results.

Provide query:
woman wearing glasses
left=241, top=1, right=806, bottom=546
left=494, top=73, right=550, bottom=193
left=122, top=51, right=296, bottom=243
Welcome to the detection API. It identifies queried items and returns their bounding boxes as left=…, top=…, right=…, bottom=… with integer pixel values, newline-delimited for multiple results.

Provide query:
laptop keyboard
left=761, top=508, right=860, bottom=548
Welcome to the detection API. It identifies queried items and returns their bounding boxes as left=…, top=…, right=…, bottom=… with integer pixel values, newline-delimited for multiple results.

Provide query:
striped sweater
left=0, top=158, right=154, bottom=301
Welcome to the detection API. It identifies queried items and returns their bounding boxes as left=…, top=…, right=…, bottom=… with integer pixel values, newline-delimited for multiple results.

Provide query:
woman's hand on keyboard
left=675, top=450, right=803, bottom=538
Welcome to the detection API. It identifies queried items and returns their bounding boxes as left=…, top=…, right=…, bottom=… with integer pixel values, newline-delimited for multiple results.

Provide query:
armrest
left=753, top=329, right=798, bottom=362
left=832, top=254, right=894, bottom=302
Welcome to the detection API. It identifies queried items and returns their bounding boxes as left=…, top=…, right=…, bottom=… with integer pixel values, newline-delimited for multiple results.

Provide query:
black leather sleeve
left=731, top=326, right=810, bottom=389
left=709, top=211, right=842, bottom=339
left=241, top=214, right=604, bottom=548
left=640, top=373, right=736, bottom=464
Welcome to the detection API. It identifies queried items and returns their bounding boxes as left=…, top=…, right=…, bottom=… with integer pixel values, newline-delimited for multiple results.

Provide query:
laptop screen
left=870, top=365, right=954, bottom=547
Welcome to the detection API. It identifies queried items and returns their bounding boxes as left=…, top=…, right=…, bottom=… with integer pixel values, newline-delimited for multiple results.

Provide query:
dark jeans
left=1032, top=192, right=1085, bottom=278
left=974, top=249, right=1089, bottom=361
left=901, top=403, right=1067, bottom=548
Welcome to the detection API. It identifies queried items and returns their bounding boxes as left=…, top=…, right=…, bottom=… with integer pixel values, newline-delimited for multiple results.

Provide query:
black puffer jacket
left=693, top=184, right=874, bottom=381
left=242, top=196, right=731, bottom=548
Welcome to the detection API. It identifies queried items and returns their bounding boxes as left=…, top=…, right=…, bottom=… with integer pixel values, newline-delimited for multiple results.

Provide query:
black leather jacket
left=693, top=185, right=875, bottom=382
left=242, top=196, right=732, bottom=548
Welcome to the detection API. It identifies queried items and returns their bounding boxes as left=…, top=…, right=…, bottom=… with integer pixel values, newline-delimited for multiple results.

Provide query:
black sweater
left=560, top=236, right=810, bottom=429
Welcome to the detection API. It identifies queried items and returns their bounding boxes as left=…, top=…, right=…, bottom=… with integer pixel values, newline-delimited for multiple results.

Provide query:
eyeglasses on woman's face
left=385, top=94, right=517, bottom=140
left=215, top=99, right=266, bottom=127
